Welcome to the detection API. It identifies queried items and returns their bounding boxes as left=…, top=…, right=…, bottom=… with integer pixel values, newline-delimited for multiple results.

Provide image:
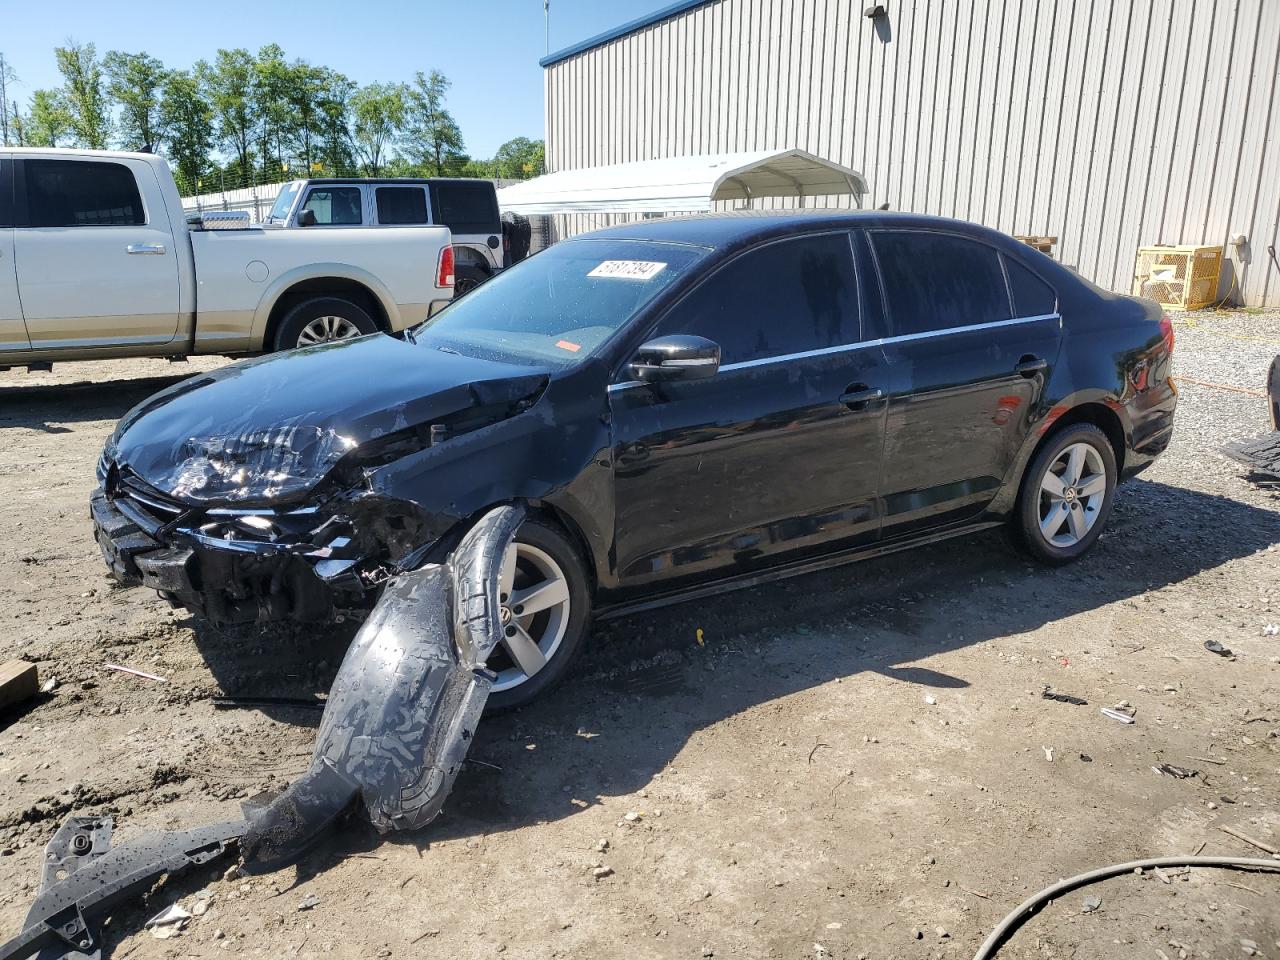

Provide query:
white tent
left=496, top=149, right=869, bottom=216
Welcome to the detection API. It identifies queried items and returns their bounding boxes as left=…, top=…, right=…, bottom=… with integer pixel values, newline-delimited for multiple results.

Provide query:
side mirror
left=629, top=335, right=721, bottom=382
left=296, top=209, right=317, bottom=227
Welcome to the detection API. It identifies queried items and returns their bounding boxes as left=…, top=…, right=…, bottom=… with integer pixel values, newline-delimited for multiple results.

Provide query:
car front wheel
left=1013, top=422, right=1117, bottom=565
left=485, top=518, right=591, bottom=712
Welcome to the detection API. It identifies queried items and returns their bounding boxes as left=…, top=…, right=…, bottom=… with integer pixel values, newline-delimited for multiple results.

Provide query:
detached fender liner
left=1, top=504, right=523, bottom=956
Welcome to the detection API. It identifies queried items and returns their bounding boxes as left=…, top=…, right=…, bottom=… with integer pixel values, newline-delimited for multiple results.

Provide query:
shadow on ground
left=0, top=375, right=191, bottom=432
left=177, top=474, right=1280, bottom=869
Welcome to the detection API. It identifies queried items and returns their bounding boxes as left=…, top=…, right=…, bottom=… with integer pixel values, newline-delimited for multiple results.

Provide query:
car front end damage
left=88, top=339, right=557, bottom=626
left=2, top=505, right=523, bottom=960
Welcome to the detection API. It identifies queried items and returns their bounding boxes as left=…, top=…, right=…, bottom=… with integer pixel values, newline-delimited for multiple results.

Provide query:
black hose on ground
left=972, top=855, right=1280, bottom=960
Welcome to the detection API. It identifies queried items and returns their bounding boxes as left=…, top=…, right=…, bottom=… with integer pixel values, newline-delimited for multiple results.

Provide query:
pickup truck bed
left=0, top=148, right=454, bottom=365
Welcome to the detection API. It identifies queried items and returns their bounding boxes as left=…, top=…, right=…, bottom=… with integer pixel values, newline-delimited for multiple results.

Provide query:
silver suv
left=266, top=178, right=503, bottom=294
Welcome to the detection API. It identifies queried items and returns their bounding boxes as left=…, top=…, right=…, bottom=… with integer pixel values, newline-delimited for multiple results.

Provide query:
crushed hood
left=110, top=335, right=548, bottom=504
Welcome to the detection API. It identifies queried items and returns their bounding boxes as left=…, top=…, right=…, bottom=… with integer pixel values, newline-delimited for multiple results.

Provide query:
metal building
left=541, top=0, right=1280, bottom=307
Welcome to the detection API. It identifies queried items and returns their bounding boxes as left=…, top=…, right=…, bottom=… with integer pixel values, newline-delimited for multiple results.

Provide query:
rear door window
left=375, top=186, right=429, bottom=224
left=301, top=186, right=363, bottom=225
left=428, top=181, right=499, bottom=234
left=24, top=159, right=145, bottom=227
left=652, top=232, right=860, bottom=365
left=0, top=159, right=12, bottom=227
left=1004, top=257, right=1058, bottom=316
left=871, top=231, right=1013, bottom=336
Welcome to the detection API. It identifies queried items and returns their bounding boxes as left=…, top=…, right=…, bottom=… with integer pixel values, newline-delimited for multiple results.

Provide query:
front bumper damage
left=1, top=505, right=522, bottom=960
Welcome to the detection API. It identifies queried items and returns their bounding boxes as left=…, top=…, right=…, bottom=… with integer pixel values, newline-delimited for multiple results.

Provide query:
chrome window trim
left=607, top=312, right=1060, bottom=393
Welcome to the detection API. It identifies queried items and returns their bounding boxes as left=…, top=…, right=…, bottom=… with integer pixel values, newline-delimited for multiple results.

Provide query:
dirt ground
left=1, top=313, right=1277, bottom=960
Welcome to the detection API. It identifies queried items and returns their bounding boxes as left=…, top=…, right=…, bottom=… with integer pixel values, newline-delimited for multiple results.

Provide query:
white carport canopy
left=496, top=149, right=869, bottom=216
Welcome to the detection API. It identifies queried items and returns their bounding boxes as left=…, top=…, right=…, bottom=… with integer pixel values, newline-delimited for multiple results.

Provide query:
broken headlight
left=161, top=423, right=358, bottom=503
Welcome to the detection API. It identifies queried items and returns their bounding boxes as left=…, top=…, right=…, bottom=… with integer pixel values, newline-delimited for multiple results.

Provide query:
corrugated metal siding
left=544, top=0, right=1280, bottom=307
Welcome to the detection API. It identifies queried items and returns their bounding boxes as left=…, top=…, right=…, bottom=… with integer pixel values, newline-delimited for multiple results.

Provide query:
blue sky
left=0, top=0, right=667, bottom=157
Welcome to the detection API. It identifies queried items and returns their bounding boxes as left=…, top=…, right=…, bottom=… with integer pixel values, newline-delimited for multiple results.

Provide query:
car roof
left=572, top=209, right=1019, bottom=251
left=303, top=177, right=491, bottom=187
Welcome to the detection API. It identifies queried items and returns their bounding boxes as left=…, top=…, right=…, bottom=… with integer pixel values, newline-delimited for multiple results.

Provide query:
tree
left=315, top=69, right=356, bottom=176
left=350, top=82, right=405, bottom=177
left=253, top=44, right=294, bottom=178
left=199, top=49, right=256, bottom=177
left=161, top=70, right=213, bottom=193
left=0, top=55, right=17, bottom=147
left=54, top=41, right=110, bottom=148
left=492, top=137, right=545, bottom=179
left=403, top=70, right=464, bottom=176
left=104, top=50, right=167, bottom=151
left=8, top=101, right=27, bottom=146
left=25, top=89, right=72, bottom=146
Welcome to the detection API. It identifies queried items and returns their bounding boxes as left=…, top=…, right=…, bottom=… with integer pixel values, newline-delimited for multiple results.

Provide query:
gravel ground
left=0, top=312, right=1277, bottom=960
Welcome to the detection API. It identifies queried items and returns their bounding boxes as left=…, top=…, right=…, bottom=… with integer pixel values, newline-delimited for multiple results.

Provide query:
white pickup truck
left=0, top=148, right=455, bottom=367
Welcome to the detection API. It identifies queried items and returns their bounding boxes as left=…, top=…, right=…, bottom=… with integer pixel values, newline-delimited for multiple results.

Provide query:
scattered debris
left=923, top=694, right=937, bottom=705
left=191, top=898, right=210, bottom=917
left=1263, top=624, right=1279, bottom=636
left=624, top=811, right=642, bottom=822
left=575, top=728, right=601, bottom=740
left=1081, top=895, right=1102, bottom=913
left=147, top=902, right=193, bottom=938
left=104, top=663, right=167, bottom=683
left=909, top=927, right=923, bottom=940
left=1079, top=754, right=1093, bottom=763
left=1203, top=639, right=1234, bottom=657
left=1187, top=755, right=1226, bottom=765
left=1218, top=825, right=1279, bottom=856
left=592, top=866, right=614, bottom=880
left=1043, top=747, right=1054, bottom=762
left=595, top=839, right=609, bottom=853
left=807, top=741, right=830, bottom=764
left=1041, top=687, right=1087, bottom=706
left=1152, top=763, right=1199, bottom=780
left=0, top=660, right=39, bottom=712
left=1101, top=708, right=1136, bottom=724
left=39, top=676, right=57, bottom=694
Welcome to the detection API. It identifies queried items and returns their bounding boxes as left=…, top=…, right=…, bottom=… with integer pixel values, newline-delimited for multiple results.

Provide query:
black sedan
left=92, top=212, right=1177, bottom=708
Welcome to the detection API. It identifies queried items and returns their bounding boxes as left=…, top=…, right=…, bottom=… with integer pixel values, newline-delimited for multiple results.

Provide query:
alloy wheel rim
left=1038, top=441, right=1107, bottom=547
left=297, top=315, right=362, bottom=346
left=490, top=542, right=572, bottom=693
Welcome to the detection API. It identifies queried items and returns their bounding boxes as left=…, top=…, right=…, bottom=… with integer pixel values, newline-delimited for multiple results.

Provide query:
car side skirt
left=592, top=518, right=1006, bottom=621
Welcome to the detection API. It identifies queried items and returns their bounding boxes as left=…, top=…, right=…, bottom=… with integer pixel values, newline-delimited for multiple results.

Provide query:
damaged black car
left=93, top=211, right=1177, bottom=708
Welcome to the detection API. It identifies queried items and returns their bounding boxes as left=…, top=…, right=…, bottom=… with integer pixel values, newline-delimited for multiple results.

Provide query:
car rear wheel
left=485, top=518, right=590, bottom=712
left=274, top=296, right=378, bottom=352
left=453, top=265, right=489, bottom=299
left=1013, top=423, right=1117, bottom=565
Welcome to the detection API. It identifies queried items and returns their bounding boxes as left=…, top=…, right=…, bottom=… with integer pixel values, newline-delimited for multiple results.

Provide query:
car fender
left=249, top=262, right=404, bottom=349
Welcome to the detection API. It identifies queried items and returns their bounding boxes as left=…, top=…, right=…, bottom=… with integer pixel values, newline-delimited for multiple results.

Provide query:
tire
left=273, top=296, right=378, bottom=352
left=485, top=518, right=591, bottom=712
left=453, top=265, right=489, bottom=299
left=1012, top=423, right=1118, bottom=566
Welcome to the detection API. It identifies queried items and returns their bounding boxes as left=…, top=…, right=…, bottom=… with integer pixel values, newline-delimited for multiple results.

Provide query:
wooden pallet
left=1015, top=235, right=1057, bottom=255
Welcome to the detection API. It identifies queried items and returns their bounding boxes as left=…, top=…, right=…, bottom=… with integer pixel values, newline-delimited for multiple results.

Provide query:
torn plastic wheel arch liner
left=0, top=503, right=523, bottom=959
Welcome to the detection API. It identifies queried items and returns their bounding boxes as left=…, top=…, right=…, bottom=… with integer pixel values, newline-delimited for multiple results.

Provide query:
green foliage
left=493, top=136, right=545, bottom=179
left=104, top=50, right=167, bottom=150
left=403, top=69, right=465, bottom=176
left=19, top=41, right=544, bottom=191
left=54, top=40, right=111, bottom=149
left=350, top=82, right=407, bottom=177
left=161, top=70, right=213, bottom=192
left=26, top=89, right=72, bottom=147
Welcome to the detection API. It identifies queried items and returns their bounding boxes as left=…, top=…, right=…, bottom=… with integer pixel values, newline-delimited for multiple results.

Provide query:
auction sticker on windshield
left=588, top=260, right=668, bottom=281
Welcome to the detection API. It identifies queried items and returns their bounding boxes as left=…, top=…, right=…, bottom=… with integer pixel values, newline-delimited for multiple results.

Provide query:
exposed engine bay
left=0, top=505, right=522, bottom=960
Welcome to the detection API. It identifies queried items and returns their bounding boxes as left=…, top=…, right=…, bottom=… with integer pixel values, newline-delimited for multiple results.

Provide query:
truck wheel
left=454, top=266, right=489, bottom=299
left=274, top=297, right=378, bottom=351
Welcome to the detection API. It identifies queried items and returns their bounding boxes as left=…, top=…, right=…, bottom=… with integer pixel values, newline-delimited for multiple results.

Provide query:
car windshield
left=266, top=182, right=302, bottom=222
left=411, top=239, right=707, bottom=368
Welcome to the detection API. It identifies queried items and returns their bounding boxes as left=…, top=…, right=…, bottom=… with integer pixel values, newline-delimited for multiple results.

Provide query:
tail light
left=436, top=246, right=455, bottom=288
left=1159, top=313, right=1175, bottom=353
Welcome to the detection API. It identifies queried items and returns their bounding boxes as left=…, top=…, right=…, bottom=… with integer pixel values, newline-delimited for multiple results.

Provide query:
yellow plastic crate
left=1132, top=244, right=1223, bottom=310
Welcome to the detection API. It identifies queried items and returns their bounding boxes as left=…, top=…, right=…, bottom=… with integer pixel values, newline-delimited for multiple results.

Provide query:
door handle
left=1015, top=356, right=1048, bottom=377
left=126, top=242, right=167, bottom=255
left=839, top=385, right=884, bottom=408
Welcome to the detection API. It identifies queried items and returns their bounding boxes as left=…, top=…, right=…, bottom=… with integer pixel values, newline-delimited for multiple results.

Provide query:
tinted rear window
left=0, top=159, right=12, bottom=227
left=376, top=186, right=429, bottom=224
left=1005, top=257, right=1058, bottom=316
left=871, top=231, right=1013, bottom=335
left=429, top=181, right=499, bottom=234
left=25, top=159, right=145, bottom=227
